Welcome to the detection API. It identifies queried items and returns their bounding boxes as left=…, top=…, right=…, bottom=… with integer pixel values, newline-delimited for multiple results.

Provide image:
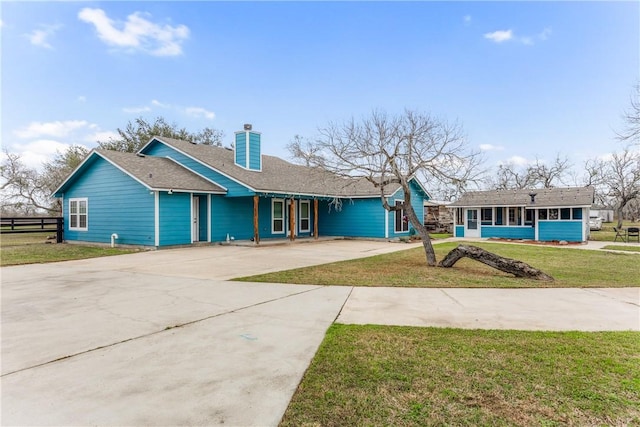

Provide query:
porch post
left=314, top=198, right=319, bottom=240
left=289, top=198, right=295, bottom=241
left=253, top=195, right=260, bottom=244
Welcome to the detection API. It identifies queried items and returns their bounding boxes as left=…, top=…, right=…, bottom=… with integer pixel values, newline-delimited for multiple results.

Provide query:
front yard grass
left=603, top=245, right=640, bottom=253
left=280, top=325, right=640, bottom=427
left=236, top=241, right=640, bottom=287
left=0, top=232, right=138, bottom=266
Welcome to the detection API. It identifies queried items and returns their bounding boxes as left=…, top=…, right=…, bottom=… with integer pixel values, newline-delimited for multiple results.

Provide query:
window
left=561, top=208, right=571, bottom=220
left=508, top=207, right=522, bottom=225
left=572, top=208, right=582, bottom=220
left=394, top=201, right=409, bottom=233
left=272, top=199, right=284, bottom=233
left=455, top=208, right=464, bottom=225
left=538, top=209, right=548, bottom=220
left=299, top=200, right=310, bottom=232
left=69, top=198, right=88, bottom=231
left=549, top=209, right=559, bottom=220
left=495, top=207, right=504, bottom=225
left=481, top=208, right=493, bottom=225
left=525, top=209, right=535, bottom=226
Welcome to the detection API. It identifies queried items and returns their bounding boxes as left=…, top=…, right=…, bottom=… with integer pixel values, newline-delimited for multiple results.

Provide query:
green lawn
left=280, top=325, right=640, bottom=427
left=589, top=221, right=639, bottom=242
left=0, top=232, right=138, bottom=266
left=603, top=245, right=640, bottom=253
left=236, top=242, right=640, bottom=287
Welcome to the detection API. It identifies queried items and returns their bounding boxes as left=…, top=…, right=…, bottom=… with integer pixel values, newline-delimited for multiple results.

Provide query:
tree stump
left=438, top=245, right=554, bottom=281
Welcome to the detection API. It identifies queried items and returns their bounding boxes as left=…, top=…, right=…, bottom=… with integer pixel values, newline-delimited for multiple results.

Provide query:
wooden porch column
left=253, top=195, right=260, bottom=244
left=314, top=199, right=319, bottom=239
left=289, top=198, right=295, bottom=241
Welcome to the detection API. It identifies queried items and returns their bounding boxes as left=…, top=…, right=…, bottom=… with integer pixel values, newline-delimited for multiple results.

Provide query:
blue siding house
left=449, top=187, right=594, bottom=242
left=53, top=124, right=430, bottom=248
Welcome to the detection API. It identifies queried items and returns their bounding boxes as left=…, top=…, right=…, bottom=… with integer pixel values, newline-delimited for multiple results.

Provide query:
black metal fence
left=0, top=217, right=64, bottom=243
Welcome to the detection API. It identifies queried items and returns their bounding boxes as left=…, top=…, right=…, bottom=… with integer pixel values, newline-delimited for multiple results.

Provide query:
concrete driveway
left=2, top=240, right=639, bottom=426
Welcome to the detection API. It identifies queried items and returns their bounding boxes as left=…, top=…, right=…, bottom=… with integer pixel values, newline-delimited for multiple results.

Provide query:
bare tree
left=600, top=147, right=640, bottom=227
left=287, top=135, right=325, bottom=167
left=490, top=161, right=538, bottom=190
left=308, top=109, right=483, bottom=266
left=488, top=154, right=571, bottom=190
left=616, top=84, right=640, bottom=145
left=0, top=145, right=89, bottom=215
left=0, top=149, right=52, bottom=213
left=529, top=155, right=571, bottom=188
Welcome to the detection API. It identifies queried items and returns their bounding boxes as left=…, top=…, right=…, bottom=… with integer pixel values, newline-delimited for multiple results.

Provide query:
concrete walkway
left=1, top=239, right=638, bottom=426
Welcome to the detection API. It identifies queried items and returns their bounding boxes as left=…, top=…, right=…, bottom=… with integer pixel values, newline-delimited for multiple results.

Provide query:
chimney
left=234, top=124, right=262, bottom=171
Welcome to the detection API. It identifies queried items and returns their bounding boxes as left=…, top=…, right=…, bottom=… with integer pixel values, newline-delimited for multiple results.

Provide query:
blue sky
left=2, top=1, right=638, bottom=179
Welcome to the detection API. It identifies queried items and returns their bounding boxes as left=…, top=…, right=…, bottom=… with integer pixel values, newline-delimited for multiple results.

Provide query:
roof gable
left=53, top=149, right=227, bottom=196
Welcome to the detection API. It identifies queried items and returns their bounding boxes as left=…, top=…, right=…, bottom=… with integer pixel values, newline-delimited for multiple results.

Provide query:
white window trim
left=69, top=198, right=88, bottom=231
left=299, top=200, right=310, bottom=233
left=272, top=199, right=285, bottom=234
left=394, top=200, right=409, bottom=233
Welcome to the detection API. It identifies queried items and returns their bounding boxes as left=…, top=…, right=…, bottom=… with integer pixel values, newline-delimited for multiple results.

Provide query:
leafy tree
left=97, top=116, right=225, bottom=152
left=291, top=109, right=482, bottom=266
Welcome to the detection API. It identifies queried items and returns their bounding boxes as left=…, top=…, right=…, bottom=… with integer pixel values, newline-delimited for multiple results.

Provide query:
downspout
left=111, top=233, right=119, bottom=248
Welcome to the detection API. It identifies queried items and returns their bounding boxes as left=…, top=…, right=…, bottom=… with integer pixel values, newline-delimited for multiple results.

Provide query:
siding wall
left=539, top=221, right=583, bottom=242
left=318, top=198, right=386, bottom=238
left=455, top=225, right=464, bottom=237
left=386, top=182, right=426, bottom=238
left=159, top=192, right=191, bottom=246
left=234, top=132, right=247, bottom=168
left=249, top=133, right=261, bottom=170
left=210, top=196, right=256, bottom=241
left=481, top=226, right=535, bottom=240
left=62, top=157, right=155, bottom=246
left=143, top=141, right=254, bottom=197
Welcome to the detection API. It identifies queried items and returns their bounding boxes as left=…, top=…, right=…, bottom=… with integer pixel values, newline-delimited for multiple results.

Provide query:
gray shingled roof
left=152, top=136, right=402, bottom=197
left=97, top=149, right=226, bottom=194
left=449, top=186, right=594, bottom=208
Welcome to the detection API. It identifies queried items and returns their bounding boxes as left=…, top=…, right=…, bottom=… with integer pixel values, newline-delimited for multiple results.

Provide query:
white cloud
left=77, top=95, right=86, bottom=103
left=78, top=8, right=189, bottom=56
left=479, top=144, right=504, bottom=151
left=123, top=106, right=151, bottom=113
left=463, top=15, right=471, bottom=25
left=11, top=139, right=74, bottom=169
left=14, top=120, right=90, bottom=139
left=484, top=29, right=513, bottom=43
left=503, top=155, right=531, bottom=166
left=122, top=100, right=216, bottom=122
left=185, top=107, right=215, bottom=120
left=26, top=24, right=62, bottom=49
left=539, top=27, right=552, bottom=41
left=85, top=130, right=119, bottom=143
left=484, top=27, right=552, bottom=46
left=151, top=99, right=170, bottom=108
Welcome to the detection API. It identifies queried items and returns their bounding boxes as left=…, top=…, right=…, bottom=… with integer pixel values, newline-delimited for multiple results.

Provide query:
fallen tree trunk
left=438, top=245, right=554, bottom=281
